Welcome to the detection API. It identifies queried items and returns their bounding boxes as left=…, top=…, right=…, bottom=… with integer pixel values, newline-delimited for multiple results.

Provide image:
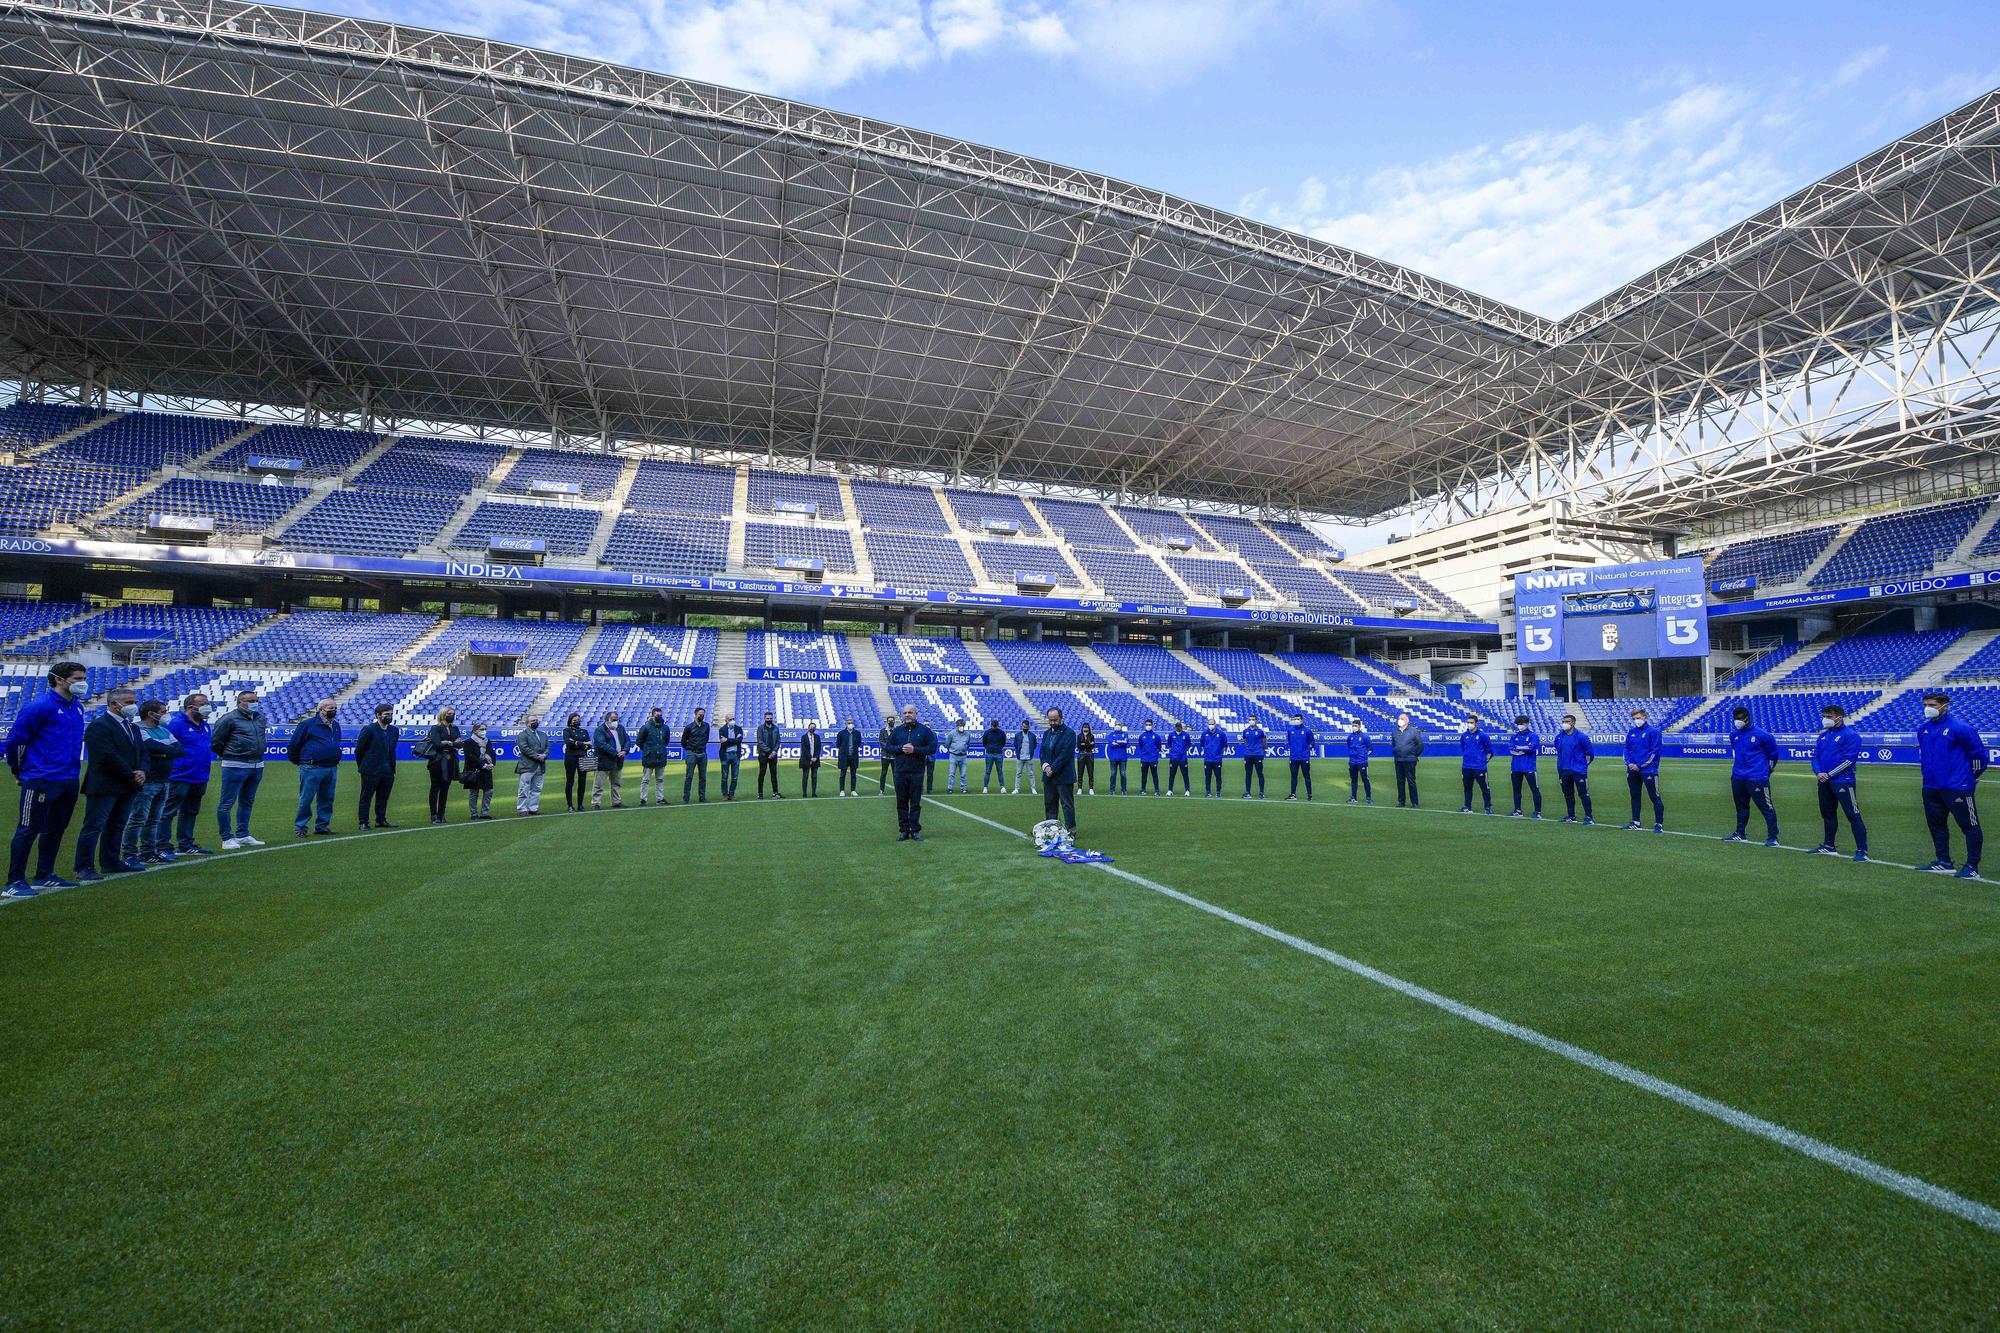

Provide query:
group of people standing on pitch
left=877, top=704, right=1080, bottom=842
left=1055, top=713, right=1427, bottom=808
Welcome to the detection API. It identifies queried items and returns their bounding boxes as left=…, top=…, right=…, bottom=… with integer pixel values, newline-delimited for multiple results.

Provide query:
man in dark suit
left=798, top=720, right=824, bottom=797
left=1039, top=706, right=1079, bottom=834
left=354, top=703, right=400, bottom=829
left=833, top=717, right=863, bottom=795
left=75, top=686, right=147, bottom=880
left=886, top=704, right=937, bottom=841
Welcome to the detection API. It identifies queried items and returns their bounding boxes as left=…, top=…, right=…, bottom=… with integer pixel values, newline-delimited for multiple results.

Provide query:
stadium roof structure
left=0, top=1, right=1996, bottom=530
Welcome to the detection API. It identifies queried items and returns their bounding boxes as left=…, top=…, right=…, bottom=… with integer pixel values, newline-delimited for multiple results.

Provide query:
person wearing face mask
left=1915, top=691, right=1987, bottom=878
left=1199, top=720, right=1225, bottom=797
left=1283, top=714, right=1315, bottom=802
left=354, top=703, right=400, bottom=830
left=461, top=721, right=496, bottom=820
left=877, top=715, right=896, bottom=796
left=716, top=712, right=746, bottom=801
left=680, top=707, right=711, bottom=804
left=1134, top=719, right=1161, bottom=795
left=754, top=712, right=783, bottom=799
left=124, top=698, right=185, bottom=864
left=1240, top=719, right=1268, bottom=799
left=636, top=707, right=673, bottom=807
left=287, top=698, right=344, bottom=839
left=515, top=714, right=550, bottom=815
left=562, top=712, right=591, bottom=811
left=1344, top=718, right=1373, bottom=805
left=1553, top=713, right=1595, bottom=825
left=1390, top=712, right=1425, bottom=808
left=1722, top=706, right=1781, bottom=846
left=1011, top=719, right=1039, bottom=796
left=5, top=661, right=90, bottom=897
left=1457, top=715, right=1493, bottom=815
left=799, top=720, right=825, bottom=797
left=422, top=706, right=463, bottom=824
left=593, top=711, right=632, bottom=809
left=1077, top=723, right=1097, bottom=796
left=1166, top=721, right=1192, bottom=795
left=1103, top=722, right=1131, bottom=794
left=834, top=717, right=864, bottom=796
left=163, top=692, right=215, bottom=857
left=943, top=719, right=972, bottom=793
left=1507, top=716, right=1543, bottom=819
left=1622, top=707, right=1665, bottom=833
left=1808, top=703, right=1867, bottom=861
left=75, top=686, right=148, bottom=881
left=210, top=688, right=270, bottom=851
left=980, top=720, right=1007, bottom=793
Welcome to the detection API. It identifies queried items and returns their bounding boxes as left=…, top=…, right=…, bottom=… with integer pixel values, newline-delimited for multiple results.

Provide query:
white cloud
left=1239, top=81, right=1815, bottom=318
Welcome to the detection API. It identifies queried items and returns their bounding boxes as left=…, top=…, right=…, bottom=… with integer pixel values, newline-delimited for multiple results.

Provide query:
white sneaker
left=220, top=838, right=241, bottom=851
left=239, top=835, right=265, bottom=847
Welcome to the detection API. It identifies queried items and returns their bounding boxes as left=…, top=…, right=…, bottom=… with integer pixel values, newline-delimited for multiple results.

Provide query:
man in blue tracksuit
left=1623, top=706, right=1665, bottom=832
left=1344, top=718, right=1372, bottom=804
left=1199, top=721, right=1227, bottom=797
left=1507, top=716, right=1543, bottom=818
left=1723, top=705, right=1780, bottom=846
left=1809, top=701, right=1868, bottom=862
left=1240, top=721, right=1268, bottom=798
left=5, top=661, right=89, bottom=897
left=1553, top=713, right=1594, bottom=824
left=1915, top=691, right=1987, bottom=877
left=1166, top=722, right=1192, bottom=795
left=1135, top=720, right=1163, bottom=794
left=1284, top=714, right=1315, bottom=801
left=1457, top=716, right=1493, bottom=814
left=1103, top=724, right=1131, bottom=794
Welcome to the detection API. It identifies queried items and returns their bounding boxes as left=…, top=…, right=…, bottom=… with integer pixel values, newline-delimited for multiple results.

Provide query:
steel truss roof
left=0, top=0, right=1995, bottom=527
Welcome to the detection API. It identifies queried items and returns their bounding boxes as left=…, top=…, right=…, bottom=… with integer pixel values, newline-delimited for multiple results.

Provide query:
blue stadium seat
left=10, top=605, right=272, bottom=661
left=746, top=469, right=844, bottom=519
left=942, top=489, right=1042, bottom=537
left=872, top=635, right=983, bottom=676
left=983, top=640, right=1106, bottom=686
left=743, top=523, right=857, bottom=573
left=210, top=424, right=380, bottom=478
left=1088, top=644, right=1207, bottom=688
left=1075, top=550, right=1183, bottom=601
left=352, top=438, right=508, bottom=495
left=277, top=490, right=461, bottom=555
left=970, top=541, right=1080, bottom=589
left=734, top=681, right=879, bottom=738
left=602, top=513, right=730, bottom=576
left=1679, top=691, right=1880, bottom=734
left=1701, top=524, right=1842, bottom=587
left=451, top=500, right=602, bottom=556
left=625, top=460, right=736, bottom=517
left=102, top=478, right=312, bottom=534
left=851, top=480, right=951, bottom=534
left=586, top=626, right=719, bottom=670
left=1033, top=498, right=1129, bottom=550
left=1190, top=648, right=1309, bottom=690
left=863, top=533, right=974, bottom=587
left=218, top=611, right=438, bottom=665
left=498, top=447, right=624, bottom=500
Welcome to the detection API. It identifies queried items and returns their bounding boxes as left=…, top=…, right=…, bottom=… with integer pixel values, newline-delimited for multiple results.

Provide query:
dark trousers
left=1394, top=758, right=1419, bottom=806
left=1461, top=769, right=1490, bottom=811
left=427, top=768, right=452, bottom=822
left=801, top=764, right=819, bottom=796
left=165, top=778, right=207, bottom=851
left=1289, top=759, right=1312, bottom=798
left=1628, top=771, right=1664, bottom=825
left=1244, top=756, right=1265, bottom=795
left=1923, top=787, right=1981, bottom=867
left=1079, top=755, right=1095, bottom=790
left=838, top=759, right=860, bottom=794
left=925, top=759, right=936, bottom=793
left=358, top=769, right=394, bottom=826
left=894, top=769, right=924, bottom=834
left=1139, top=761, right=1160, bottom=793
left=1202, top=759, right=1223, bottom=794
left=684, top=756, right=708, bottom=802
left=1511, top=771, right=1542, bottom=815
left=75, top=789, right=135, bottom=874
left=9, top=779, right=79, bottom=883
left=1108, top=759, right=1128, bottom=793
left=878, top=755, right=891, bottom=792
left=1349, top=762, right=1371, bottom=801
left=1043, top=781, right=1076, bottom=832
left=1167, top=759, right=1189, bottom=793
left=720, top=754, right=741, bottom=797
left=757, top=754, right=781, bottom=796
left=564, top=758, right=584, bottom=809
left=1818, top=782, right=1866, bottom=852
left=1560, top=771, right=1592, bottom=820
left=1731, top=776, right=1777, bottom=838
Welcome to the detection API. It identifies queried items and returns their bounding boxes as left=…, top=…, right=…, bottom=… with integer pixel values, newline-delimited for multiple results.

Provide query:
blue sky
left=329, top=0, right=2000, bottom=317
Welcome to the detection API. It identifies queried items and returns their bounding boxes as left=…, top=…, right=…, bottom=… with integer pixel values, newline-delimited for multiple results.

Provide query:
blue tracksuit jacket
left=1553, top=729, right=1594, bottom=775
left=1729, top=725, right=1780, bottom=782
left=1284, top=725, right=1315, bottom=761
left=166, top=713, right=213, bottom=783
left=1624, top=723, right=1662, bottom=776
left=1508, top=730, right=1540, bottom=773
left=5, top=688, right=85, bottom=785
left=1135, top=728, right=1162, bottom=762
left=1811, top=724, right=1863, bottom=788
left=1199, top=728, right=1226, bottom=762
left=1917, top=712, right=1987, bottom=792
left=1344, top=730, right=1371, bottom=764
left=1459, top=728, right=1492, bottom=771
left=1167, top=731, right=1191, bottom=761
left=1240, top=725, right=1268, bottom=759
left=1104, top=728, right=1131, bottom=762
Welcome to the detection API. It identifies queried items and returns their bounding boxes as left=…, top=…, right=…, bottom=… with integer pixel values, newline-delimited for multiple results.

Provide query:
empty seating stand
left=211, top=424, right=380, bottom=477
left=11, top=605, right=270, bottom=661
left=1250, top=563, right=1364, bottom=613
left=0, top=401, right=103, bottom=450
left=746, top=469, right=843, bottom=519
left=499, top=448, right=624, bottom=500
left=103, top=478, right=312, bottom=535
left=1166, top=555, right=1256, bottom=598
left=277, top=490, right=461, bottom=555
left=1089, top=644, right=1208, bottom=688
left=1033, top=498, right=1129, bottom=550
left=743, top=523, right=857, bottom=574
left=352, top=438, right=507, bottom=496
left=1784, top=630, right=1966, bottom=685
left=586, top=625, right=719, bottom=671
left=972, top=541, right=1081, bottom=589
left=602, top=514, right=730, bottom=577
left=219, top=611, right=438, bottom=665
left=983, top=640, right=1106, bottom=686
left=1701, top=524, right=1841, bottom=588
left=1116, top=506, right=1211, bottom=550
left=1074, top=550, right=1183, bottom=601
left=625, top=460, right=736, bottom=517
left=943, top=489, right=1041, bottom=537
left=852, top=480, right=951, bottom=534
left=1191, top=513, right=1294, bottom=564
left=1680, top=691, right=1880, bottom=735
left=412, top=617, right=588, bottom=669
left=452, top=500, right=601, bottom=557
left=45, top=411, right=243, bottom=472
left=1191, top=648, right=1307, bottom=691
left=863, top=533, right=973, bottom=587
left=1812, top=499, right=1989, bottom=587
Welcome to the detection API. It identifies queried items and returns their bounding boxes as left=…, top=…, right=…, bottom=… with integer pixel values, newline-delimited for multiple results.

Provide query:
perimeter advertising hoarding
left=1514, top=558, right=1709, bottom=665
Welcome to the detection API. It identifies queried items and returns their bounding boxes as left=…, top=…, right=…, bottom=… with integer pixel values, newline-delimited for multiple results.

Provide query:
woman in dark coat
left=424, top=706, right=462, bottom=825
left=562, top=712, right=590, bottom=811
left=461, top=722, right=497, bottom=820
left=1077, top=724, right=1097, bottom=796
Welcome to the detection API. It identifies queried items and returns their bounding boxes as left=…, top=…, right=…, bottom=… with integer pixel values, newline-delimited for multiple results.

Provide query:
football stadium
left=2, top=0, right=1999, bottom=1323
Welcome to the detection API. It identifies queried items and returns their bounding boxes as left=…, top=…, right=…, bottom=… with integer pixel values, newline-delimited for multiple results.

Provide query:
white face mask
left=1630, top=718, right=1644, bottom=727
left=191, top=704, right=210, bottom=721
left=1822, top=717, right=1839, bottom=730
left=1733, top=719, right=1748, bottom=730
left=1560, top=722, right=1573, bottom=731
left=118, top=703, right=138, bottom=720
left=1925, top=705, right=1942, bottom=720
left=58, top=677, right=85, bottom=698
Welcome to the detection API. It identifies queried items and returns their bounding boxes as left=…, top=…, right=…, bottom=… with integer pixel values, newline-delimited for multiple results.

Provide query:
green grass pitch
left=2, top=756, right=1997, bottom=1325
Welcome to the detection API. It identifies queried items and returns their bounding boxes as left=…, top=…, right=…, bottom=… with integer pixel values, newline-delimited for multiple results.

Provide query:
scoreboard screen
left=1514, top=559, right=1708, bottom=665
